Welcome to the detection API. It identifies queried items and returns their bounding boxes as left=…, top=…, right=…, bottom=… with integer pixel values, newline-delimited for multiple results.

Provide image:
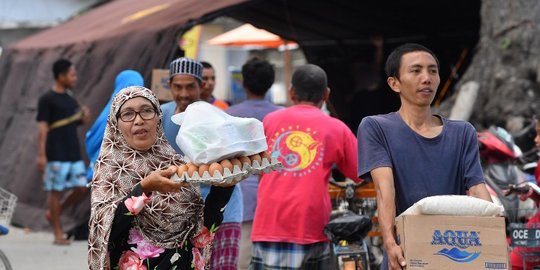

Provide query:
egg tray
left=171, top=157, right=282, bottom=185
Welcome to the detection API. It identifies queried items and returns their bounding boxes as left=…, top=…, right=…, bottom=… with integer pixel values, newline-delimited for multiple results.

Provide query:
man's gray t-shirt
left=226, top=99, right=282, bottom=221
left=357, top=112, right=485, bottom=215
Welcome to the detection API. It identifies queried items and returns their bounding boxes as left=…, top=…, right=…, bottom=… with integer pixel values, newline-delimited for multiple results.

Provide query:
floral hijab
left=88, top=86, right=203, bottom=269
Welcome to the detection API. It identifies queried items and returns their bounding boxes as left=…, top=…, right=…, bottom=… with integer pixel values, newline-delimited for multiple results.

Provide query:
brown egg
left=230, top=158, right=242, bottom=170
left=177, top=164, right=188, bottom=176
left=198, top=164, right=210, bottom=177
left=239, top=156, right=251, bottom=165
left=220, top=159, right=233, bottom=174
left=208, top=162, right=223, bottom=177
left=259, top=151, right=269, bottom=160
left=249, top=154, right=262, bottom=164
left=187, top=163, right=198, bottom=178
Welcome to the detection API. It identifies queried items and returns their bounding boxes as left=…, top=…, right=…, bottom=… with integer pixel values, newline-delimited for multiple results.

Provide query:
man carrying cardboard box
left=357, top=43, right=492, bottom=270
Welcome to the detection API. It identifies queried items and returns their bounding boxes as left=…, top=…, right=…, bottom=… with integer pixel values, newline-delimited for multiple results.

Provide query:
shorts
left=43, top=160, right=87, bottom=191
left=250, top=241, right=331, bottom=270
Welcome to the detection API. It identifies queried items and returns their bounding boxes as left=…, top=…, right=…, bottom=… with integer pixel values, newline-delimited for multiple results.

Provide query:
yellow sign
left=180, top=25, right=202, bottom=58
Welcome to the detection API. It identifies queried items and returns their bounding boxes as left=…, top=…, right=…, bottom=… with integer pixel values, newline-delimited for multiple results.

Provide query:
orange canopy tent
left=207, top=23, right=296, bottom=48
left=207, top=23, right=296, bottom=92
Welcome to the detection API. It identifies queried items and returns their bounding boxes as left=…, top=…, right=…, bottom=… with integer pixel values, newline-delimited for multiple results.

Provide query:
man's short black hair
left=241, top=58, right=275, bottom=97
left=291, top=64, right=327, bottom=103
left=200, top=61, right=213, bottom=69
left=385, top=43, right=440, bottom=79
left=52, top=59, right=73, bottom=80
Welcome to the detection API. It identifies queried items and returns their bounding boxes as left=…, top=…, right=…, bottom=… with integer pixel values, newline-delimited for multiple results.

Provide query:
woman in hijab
left=88, top=86, right=233, bottom=270
left=85, top=70, right=144, bottom=180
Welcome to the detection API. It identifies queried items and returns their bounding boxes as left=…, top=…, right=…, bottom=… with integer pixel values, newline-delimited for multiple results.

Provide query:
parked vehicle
left=328, top=175, right=383, bottom=270
left=512, top=119, right=539, bottom=173
left=505, top=182, right=540, bottom=270
left=477, top=126, right=536, bottom=225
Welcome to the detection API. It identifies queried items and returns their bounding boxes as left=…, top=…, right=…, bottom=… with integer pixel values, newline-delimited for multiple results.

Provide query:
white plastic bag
left=171, top=101, right=267, bottom=165
left=399, top=195, right=504, bottom=217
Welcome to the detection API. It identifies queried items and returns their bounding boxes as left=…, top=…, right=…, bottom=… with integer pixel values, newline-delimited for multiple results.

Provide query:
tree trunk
left=437, top=0, right=540, bottom=131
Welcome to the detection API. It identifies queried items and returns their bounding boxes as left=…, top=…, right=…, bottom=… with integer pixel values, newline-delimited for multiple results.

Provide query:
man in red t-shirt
left=250, top=64, right=361, bottom=269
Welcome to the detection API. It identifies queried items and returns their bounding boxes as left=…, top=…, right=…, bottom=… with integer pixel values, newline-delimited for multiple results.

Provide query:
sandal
left=53, top=238, right=71, bottom=246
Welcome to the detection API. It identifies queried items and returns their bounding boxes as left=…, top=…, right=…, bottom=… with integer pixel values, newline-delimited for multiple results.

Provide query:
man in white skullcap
left=160, top=57, right=244, bottom=269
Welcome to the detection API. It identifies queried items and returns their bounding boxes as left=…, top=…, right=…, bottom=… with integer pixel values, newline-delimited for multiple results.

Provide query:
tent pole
left=283, top=40, right=292, bottom=105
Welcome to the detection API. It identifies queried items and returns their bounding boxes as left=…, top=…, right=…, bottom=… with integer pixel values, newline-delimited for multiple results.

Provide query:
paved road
left=0, top=227, right=87, bottom=269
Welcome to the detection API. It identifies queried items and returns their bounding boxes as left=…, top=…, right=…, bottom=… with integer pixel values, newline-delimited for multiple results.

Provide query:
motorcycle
left=477, top=126, right=536, bottom=226
left=505, top=182, right=540, bottom=270
left=327, top=173, right=383, bottom=270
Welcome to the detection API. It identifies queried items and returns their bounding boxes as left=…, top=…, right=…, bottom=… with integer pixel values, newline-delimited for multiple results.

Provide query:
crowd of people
left=34, top=43, right=539, bottom=270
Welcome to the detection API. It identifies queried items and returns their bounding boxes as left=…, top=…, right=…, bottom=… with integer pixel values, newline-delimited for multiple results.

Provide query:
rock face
left=438, top=0, right=540, bottom=131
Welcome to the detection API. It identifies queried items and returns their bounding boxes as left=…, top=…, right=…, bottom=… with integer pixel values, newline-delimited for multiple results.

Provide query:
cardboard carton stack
left=396, top=215, right=508, bottom=270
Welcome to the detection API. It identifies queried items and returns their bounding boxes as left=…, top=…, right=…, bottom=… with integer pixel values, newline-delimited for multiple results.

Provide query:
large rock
left=438, top=0, right=540, bottom=130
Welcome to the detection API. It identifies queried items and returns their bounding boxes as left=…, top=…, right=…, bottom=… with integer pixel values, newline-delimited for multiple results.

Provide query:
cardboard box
left=396, top=215, right=508, bottom=270
left=151, top=69, right=172, bottom=101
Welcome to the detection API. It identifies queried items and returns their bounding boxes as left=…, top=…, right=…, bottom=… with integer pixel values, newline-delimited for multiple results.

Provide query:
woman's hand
left=140, top=166, right=190, bottom=194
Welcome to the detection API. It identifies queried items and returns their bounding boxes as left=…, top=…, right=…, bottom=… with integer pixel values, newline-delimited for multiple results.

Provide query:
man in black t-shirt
left=36, top=59, right=90, bottom=245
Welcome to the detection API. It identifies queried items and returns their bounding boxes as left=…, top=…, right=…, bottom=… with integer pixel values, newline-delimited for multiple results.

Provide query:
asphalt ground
left=0, top=226, right=87, bottom=269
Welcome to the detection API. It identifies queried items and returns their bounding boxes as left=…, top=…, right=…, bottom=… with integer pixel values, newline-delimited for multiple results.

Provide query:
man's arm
left=468, top=182, right=492, bottom=202
left=371, top=167, right=406, bottom=270
left=80, top=105, right=91, bottom=125
left=37, top=122, right=48, bottom=172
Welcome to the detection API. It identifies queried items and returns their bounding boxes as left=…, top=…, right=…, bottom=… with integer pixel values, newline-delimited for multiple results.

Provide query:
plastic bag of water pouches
left=171, top=101, right=268, bottom=165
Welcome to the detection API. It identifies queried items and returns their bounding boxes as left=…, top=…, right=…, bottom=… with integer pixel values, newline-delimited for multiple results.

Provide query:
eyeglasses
left=118, top=107, right=156, bottom=122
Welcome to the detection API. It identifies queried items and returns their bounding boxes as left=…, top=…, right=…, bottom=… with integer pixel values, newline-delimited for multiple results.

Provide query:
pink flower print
left=118, top=250, right=147, bottom=270
left=192, top=248, right=205, bottom=270
left=190, top=226, right=214, bottom=248
left=131, top=241, right=165, bottom=261
left=125, top=193, right=150, bottom=215
left=128, top=228, right=144, bottom=245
